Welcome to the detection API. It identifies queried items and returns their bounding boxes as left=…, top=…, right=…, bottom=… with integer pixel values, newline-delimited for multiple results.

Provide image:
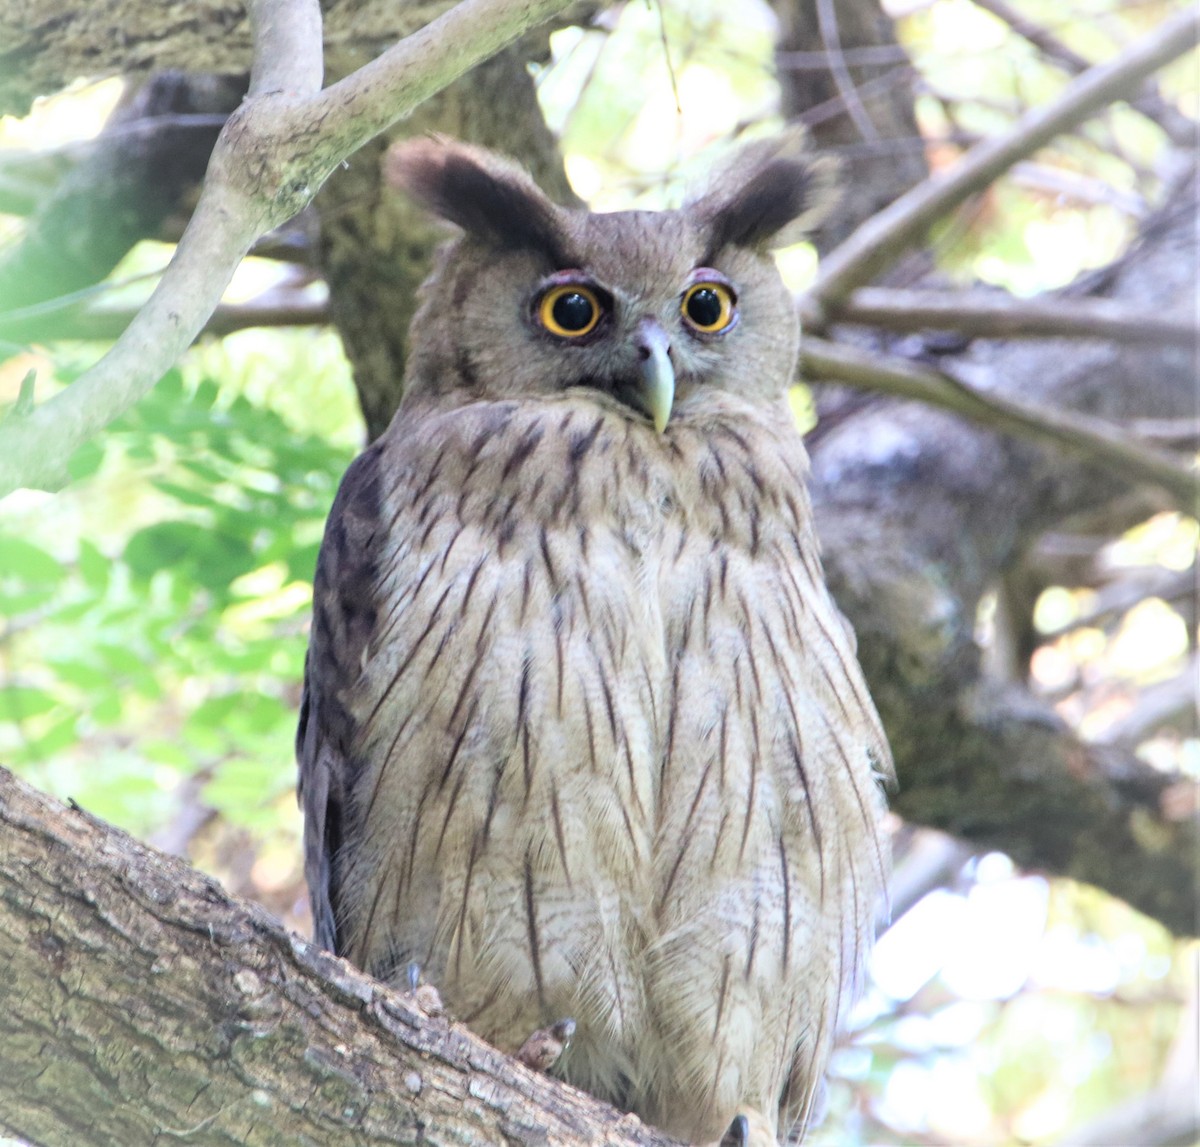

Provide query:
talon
left=710, top=1108, right=775, bottom=1147
left=516, top=1017, right=576, bottom=1072
left=403, top=962, right=444, bottom=1016
left=719, top=1114, right=749, bottom=1147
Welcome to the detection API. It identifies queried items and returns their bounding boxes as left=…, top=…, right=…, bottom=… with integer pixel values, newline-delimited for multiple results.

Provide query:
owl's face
left=389, top=136, right=825, bottom=431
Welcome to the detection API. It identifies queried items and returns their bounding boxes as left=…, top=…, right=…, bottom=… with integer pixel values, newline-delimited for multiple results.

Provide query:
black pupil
left=687, top=287, right=723, bottom=327
left=553, top=291, right=594, bottom=331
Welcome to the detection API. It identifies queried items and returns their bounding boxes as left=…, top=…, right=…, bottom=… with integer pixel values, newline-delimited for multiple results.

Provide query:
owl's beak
left=633, top=320, right=675, bottom=434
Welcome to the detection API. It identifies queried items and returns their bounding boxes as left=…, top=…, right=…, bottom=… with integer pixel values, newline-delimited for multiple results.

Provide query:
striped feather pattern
left=300, top=384, right=890, bottom=1143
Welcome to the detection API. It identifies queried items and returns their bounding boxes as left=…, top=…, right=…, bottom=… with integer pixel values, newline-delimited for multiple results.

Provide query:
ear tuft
left=693, top=129, right=838, bottom=255
left=384, top=135, right=572, bottom=265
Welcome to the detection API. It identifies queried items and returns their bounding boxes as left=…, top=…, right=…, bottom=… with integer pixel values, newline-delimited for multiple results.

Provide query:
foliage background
left=0, top=0, right=1196, bottom=1143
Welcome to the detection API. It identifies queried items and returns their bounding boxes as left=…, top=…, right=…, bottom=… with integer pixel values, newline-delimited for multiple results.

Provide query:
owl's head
left=386, top=133, right=829, bottom=431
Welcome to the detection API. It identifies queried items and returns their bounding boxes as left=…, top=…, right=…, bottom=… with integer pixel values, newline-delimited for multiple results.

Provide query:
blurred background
left=0, top=0, right=1196, bottom=1143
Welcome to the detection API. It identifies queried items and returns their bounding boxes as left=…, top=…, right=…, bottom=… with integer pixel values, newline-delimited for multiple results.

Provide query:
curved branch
left=0, top=0, right=571, bottom=499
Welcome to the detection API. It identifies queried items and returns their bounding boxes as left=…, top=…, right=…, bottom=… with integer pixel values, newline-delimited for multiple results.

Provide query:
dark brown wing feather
left=297, top=442, right=386, bottom=954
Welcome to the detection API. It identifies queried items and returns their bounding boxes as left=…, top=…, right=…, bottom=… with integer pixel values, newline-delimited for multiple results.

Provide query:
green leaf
left=76, top=540, right=111, bottom=593
left=95, top=643, right=150, bottom=676
left=0, top=686, right=59, bottom=720
left=123, top=520, right=255, bottom=595
left=46, top=659, right=113, bottom=691
left=26, top=714, right=80, bottom=757
left=141, top=739, right=193, bottom=769
left=67, top=438, right=105, bottom=482
left=151, top=480, right=222, bottom=509
left=0, top=537, right=63, bottom=585
left=91, top=693, right=124, bottom=725
left=0, top=588, right=57, bottom=615
left=202, top=757, right=283, bottom=825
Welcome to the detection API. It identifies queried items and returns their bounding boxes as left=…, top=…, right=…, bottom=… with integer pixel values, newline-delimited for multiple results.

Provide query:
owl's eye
left=681, top=280, right=736, bottom=334
left=538, top=284, right=602, bottom=338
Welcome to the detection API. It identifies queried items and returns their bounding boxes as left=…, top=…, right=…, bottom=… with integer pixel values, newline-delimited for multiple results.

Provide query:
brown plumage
left=298, top=133, right=892, bottom=1144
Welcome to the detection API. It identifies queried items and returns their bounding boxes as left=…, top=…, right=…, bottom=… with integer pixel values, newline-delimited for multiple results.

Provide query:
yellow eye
left=538, top=284, right=602, bottom=338
left=682, top=281, right=736, bottom=333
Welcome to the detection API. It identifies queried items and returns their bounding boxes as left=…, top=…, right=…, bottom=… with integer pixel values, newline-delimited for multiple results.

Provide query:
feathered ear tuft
left=384, top=135, right=572, bottom=266
left=692, top=129, right=837, bottom=255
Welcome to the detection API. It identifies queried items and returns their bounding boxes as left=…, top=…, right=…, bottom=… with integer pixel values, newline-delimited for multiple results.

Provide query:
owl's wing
left=297, top=442, right=387, bottom=955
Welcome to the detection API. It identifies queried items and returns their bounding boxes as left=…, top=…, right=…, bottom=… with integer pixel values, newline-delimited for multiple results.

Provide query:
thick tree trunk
left=0, top=766, right=675, bottom=1146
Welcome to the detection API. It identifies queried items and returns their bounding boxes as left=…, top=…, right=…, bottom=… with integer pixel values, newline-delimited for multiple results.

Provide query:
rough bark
left=0, top=766, right=677, bottom=1147
left=0, top=0, right=464, bottom=117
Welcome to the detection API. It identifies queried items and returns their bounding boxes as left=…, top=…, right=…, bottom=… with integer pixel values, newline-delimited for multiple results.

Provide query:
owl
left=298, top=133, right=892, bottom=1146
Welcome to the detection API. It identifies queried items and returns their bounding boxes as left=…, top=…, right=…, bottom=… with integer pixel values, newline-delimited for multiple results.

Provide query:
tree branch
left=12, top=287, right=1191, bottom=508
left=807, top=8, right=1200, bottom=312
left=0, top=292, right=329, bottom=344
left=0, top=766, right=676, bottom=1146
left=800, top=336, right=1196, bottom=507
left=817, top=287, right=1196, bottom=347
left=970, top=0, right=1198, bottom=147
left=0, top=0, right=571, bottom=499
left=806, top=169, right=1197, bottom=936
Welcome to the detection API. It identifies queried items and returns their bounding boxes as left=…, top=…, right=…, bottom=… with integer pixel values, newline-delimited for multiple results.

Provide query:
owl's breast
left=335, top=393, right=886, bottom=1129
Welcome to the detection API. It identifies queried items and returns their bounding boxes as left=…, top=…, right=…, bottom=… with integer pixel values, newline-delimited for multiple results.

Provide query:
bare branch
left=0, top=293, right=329, bottom=343
left=970, top=0, right=1197, bottom=147
left=0, top=0, right=571, bottom=499
left=1134, top=417, right=1200, bottom=448
left=248, top=0, right=324, bottom=96
left=1056, top=1083, right=1200, bottom=1147
left=807, top=8, right=1200, bottom=312
left=800, top=335, right=1197, bottom=507
left=819, top=287, right=1196, bottom=347
left=1093, top=660, right=1197, bottom=748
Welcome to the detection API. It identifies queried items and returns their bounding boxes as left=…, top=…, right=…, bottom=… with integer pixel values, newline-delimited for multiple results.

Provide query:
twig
left=815, top=0, right=880, bottom=141
left=818, top=287, right=1195, bottom=347
left=651, top=0, right=682, bottom=116
left=807, top=8, right=1200, bottom=313
left=0, top=296, right=329, bottom=343
left=970, top=0, right=1197, bottom=147
left=0, top=0, right=571, bottom=498
left=797, top=64, right=913, bottom=131
left=777, top=44, right=912, bottom=70
left=1133, top=417, right=1200, bottom=448
left=1038, top=566, right=1194, bottom=641
left=800, top=335, right=1197, bottom=507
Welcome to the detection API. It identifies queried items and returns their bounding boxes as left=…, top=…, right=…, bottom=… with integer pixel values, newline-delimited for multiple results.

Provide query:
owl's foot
left=711, top=1107, right=777, bottom=1147
left=515, top=1017, right=576, bottom=1072
left=404, top=961, right=445, bottom=1016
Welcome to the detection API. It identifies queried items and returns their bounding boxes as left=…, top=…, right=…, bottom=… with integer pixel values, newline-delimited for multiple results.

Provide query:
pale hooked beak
left=632, top=319, right=675, bottom=434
